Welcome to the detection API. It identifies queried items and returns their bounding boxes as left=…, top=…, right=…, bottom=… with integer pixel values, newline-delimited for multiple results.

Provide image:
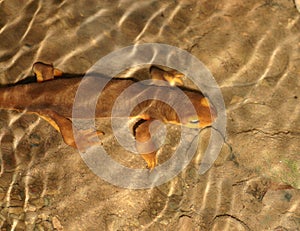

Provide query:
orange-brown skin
left=32, top=62, right=62, bottom=82
left=0, top=64, right=216, bottom=169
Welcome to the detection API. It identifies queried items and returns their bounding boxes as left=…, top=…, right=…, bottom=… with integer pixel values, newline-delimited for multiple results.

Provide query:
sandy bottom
left=0, top=0, right=300, bottom=230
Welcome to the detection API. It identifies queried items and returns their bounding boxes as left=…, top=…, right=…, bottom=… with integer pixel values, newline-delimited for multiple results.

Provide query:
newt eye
left=185, top=116, right=201, bottom=127
left=189, top=119, right=200, bottom=124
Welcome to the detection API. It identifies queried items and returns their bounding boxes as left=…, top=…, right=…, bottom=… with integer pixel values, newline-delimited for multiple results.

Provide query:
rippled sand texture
left=0, top=0, right=300, bottom=230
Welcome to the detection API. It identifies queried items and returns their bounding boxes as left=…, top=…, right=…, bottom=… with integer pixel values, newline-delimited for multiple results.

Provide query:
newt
left=0, top=62, right=216, bottom=169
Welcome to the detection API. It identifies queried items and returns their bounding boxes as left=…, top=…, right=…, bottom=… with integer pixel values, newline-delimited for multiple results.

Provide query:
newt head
left=172, top=91, right=217, bottom=129
left=149, top=66, right=217, bottom=128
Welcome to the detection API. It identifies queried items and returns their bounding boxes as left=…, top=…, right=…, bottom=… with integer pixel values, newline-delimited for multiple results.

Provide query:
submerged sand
left=0, top=0, right=299, bottom=230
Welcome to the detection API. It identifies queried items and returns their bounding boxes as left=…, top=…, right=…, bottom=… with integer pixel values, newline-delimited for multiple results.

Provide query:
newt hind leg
left=34, top=109, right=103, bottom=151
left=32, top=62, right=63, bottom=82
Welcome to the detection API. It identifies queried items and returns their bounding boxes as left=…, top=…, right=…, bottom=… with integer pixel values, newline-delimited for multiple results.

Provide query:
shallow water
left=0, top=0, right=300, bottom=230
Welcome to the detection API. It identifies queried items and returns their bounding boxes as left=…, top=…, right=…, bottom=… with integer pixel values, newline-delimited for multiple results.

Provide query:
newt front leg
left=134, top=119, right=159, bottom=170
left=150, top=66, right=185, bottom=86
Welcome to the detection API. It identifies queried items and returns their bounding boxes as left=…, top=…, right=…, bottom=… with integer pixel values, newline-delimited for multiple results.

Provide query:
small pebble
left=52, top=216, right=63, bottom=231
left=8, top=207, right=23, bottom=214
left=295, top=0, right=300, bottom=13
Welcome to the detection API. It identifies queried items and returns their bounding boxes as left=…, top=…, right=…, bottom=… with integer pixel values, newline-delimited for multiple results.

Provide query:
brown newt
left=0, top=63, right=216, bottom=169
